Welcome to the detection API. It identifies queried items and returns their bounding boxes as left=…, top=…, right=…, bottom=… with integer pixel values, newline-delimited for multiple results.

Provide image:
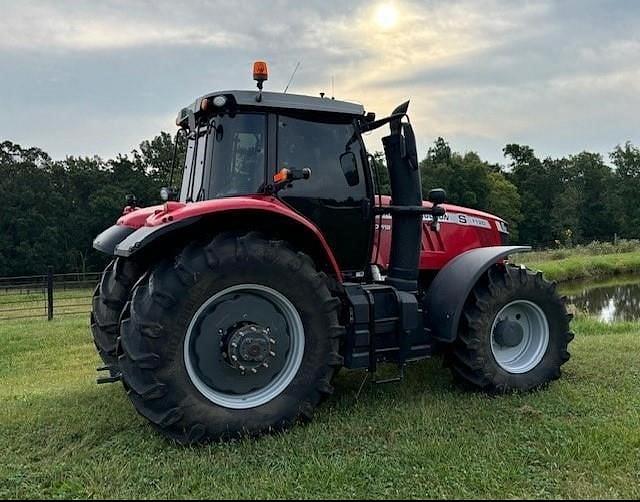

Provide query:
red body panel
left=116, top=195, right=343, bottom=279
left=116, top=194, right=506, bottom=275
left=372, top=196, right=506, bottom=271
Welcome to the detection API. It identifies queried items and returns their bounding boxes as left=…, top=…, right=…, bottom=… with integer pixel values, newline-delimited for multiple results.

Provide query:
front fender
left=92, top=196, right=344, bottom=280
left=93, top=224, right=136, bottom=255
left=113, top=216, right=202, bottom=257
left=424, top=245, right=531, bottom=342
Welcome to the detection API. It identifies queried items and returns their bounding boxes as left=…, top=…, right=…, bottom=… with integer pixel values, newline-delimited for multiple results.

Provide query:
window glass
left=277, top=116, right=365, bottom=200
left=209, top=114, right=266, bottom=197
left=191, top=128, right=208, bottom=200
left=180, top=137, right=195, bottom=202
left=179, top=128, right=208, bottom=202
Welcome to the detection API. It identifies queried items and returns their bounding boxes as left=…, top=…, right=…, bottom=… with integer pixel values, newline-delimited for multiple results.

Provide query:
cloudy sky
left=1, top=0, right=638, bottom=164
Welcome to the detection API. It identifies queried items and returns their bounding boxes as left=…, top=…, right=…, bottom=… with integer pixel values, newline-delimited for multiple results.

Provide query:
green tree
left=610, top=142, right=640, bottom=239
left=486, top=171, right=522, bottom=242
left=503, top=144, right=562, bottom=247
left=421, top=138, right=491, bottom=209
left=132, top=131, right=187, bottom=188
left=370, top=151, right=390, bottom=195
left=420, top=137, right=522, bottom=240
left=0, top=132, right=185, bottom=275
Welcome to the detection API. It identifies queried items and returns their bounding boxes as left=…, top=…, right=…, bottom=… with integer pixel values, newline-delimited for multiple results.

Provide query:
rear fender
left=424, top=245, right=531, bottom=342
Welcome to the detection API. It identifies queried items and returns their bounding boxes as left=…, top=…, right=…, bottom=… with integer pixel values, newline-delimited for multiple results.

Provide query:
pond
left=559, top=274, right=640, bottom=323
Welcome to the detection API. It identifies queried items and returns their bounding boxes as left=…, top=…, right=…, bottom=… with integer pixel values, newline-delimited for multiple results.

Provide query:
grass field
left=517, top=251, right=640, bottom=282
left=516, top=239, right=640, bottom=264
left=1, top=315, right=638, bottom=499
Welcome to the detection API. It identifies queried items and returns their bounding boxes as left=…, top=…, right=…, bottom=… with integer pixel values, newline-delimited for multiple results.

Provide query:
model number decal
left=377, top=212, right=491, bottom=230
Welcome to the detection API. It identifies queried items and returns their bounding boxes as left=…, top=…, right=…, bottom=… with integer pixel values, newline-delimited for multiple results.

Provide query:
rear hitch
left=96, top=365, right=122, bottom=385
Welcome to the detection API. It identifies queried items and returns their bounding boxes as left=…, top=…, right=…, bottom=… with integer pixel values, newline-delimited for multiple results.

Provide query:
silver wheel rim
left=490, top=300, right=549, bottom=374
left=183, top=284, right=305, bottom=409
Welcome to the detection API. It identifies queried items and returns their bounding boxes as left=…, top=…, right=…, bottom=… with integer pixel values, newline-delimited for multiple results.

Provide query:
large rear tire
left=91, top=258, right=140, bottom=373
left=447, top=264, right=574, bottom=393
left=117, top=232, right=344, bottom=443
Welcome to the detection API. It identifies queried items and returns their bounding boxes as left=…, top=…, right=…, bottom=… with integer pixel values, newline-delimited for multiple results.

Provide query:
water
left=559, top=274, right=640, bottom=323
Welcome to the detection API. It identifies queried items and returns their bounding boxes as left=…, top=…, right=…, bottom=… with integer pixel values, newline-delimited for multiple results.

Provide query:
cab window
left=180, top=126, right=208, bottom=202
left=209, top=114, right=266, bottom=197
left=276, top=115, right=366, bottom=200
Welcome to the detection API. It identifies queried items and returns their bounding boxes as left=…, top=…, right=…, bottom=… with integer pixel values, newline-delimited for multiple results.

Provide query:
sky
left=1, top=0, right=638, bottom=165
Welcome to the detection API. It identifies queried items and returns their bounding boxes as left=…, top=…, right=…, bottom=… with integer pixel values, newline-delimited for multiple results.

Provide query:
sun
left=375, top=3, right=398, bottom=30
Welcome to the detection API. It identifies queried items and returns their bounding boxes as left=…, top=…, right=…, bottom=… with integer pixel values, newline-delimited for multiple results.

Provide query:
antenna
left=283, top=61, right=301, bottom=93
left=331, top=75, right=335, bottom=99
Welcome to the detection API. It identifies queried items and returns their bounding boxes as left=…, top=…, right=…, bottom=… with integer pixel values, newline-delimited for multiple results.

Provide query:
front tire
left=117, top=232, right=344, bottom=443
left=447, top=264, right=574, bottom=393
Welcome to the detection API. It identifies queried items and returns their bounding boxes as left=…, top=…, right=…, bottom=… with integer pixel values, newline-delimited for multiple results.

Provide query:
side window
left=179, top=138, right=195, bottom=201
left=210, top=114, right=266, bottom=197
left=277, top=116, right=365, bottom=200
left=179, top=127, right=208, bottom=202
left=191, top=127, right=208, bottom=201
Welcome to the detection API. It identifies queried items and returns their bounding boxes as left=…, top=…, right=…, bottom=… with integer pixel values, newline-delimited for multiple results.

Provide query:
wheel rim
left=490, top=300, right=549, bottom=374
left=184, top=284, right=304, bottom=409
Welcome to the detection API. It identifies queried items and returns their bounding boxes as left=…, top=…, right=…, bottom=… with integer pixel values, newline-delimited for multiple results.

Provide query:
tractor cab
left=173, top=83, right=373, bottom=272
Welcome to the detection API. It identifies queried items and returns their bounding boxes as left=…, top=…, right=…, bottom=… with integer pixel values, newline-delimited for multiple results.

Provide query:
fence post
left=47, top=267, right=54, bottom=321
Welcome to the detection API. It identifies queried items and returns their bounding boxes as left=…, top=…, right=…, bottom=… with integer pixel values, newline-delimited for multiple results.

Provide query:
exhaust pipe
left=382, top=101, right=423, bottom=292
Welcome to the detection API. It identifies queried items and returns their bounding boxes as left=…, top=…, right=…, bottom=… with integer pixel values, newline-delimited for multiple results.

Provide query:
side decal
left=377, top=212, right=492, bottom=230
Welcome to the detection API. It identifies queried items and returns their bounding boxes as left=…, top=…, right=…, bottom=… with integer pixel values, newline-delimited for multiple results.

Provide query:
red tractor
left=92, top=63, right=573, bottom=443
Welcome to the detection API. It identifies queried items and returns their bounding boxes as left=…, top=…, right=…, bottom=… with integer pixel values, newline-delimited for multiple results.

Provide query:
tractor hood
left=377, top=195, right=509, bottom=233
left=373, top=195, right=510, bottom=271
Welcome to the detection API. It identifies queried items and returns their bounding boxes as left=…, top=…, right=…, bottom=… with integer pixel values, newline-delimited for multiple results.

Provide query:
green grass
left=1, top=316, right=639, bottom=499
left=517, top=251, right=640, bottom=282
left=516, top=239, right=640, bottom=264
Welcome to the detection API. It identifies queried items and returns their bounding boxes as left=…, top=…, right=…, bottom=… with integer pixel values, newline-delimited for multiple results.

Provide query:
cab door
left=275, top=113, right=373, bottom=272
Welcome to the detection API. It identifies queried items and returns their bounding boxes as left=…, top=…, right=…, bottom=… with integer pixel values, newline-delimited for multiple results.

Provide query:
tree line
left=1, top=134, right=638, bottom=276
left=374, top=138, right=639, bottom=246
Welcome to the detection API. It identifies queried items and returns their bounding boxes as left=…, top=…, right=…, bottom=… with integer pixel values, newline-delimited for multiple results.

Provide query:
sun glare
left=375, top=3, right=398, bottom=30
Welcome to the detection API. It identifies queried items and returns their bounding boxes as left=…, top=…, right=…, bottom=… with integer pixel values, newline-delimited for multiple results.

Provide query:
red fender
left=113, top=195, right=343, bottom=280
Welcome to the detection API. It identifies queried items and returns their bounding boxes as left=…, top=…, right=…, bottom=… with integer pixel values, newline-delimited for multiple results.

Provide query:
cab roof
left=182, top=90, right=366, bottom=120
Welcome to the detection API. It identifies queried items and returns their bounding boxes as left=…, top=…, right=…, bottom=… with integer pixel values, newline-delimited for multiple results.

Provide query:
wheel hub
left=184, top=284, right=305, bottom=409
left=226, top=324, right=276, bottom=373
left=490, top=300, right=550, bottom=374
left=493, top=319, right=524, bottom=347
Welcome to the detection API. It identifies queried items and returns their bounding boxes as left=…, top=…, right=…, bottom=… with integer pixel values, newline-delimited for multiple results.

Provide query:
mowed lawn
left=0, top=316, right=639, bottom=499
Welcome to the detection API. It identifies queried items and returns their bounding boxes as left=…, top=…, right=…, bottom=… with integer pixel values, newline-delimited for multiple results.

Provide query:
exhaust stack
left=382, top=101, right=423, bottom=292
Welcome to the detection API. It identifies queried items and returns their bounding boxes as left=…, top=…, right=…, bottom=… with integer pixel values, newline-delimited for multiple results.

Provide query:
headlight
left=212, top=95, right=227, bottom=107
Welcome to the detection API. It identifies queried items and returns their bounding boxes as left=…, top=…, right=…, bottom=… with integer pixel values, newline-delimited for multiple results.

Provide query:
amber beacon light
left=253, top=61, right=268, bottom=101
left=253, top=61, right=268, bottom=83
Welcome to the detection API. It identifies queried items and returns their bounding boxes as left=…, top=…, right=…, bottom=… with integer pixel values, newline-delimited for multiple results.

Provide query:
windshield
left=179, top=113, right=267, bottom=202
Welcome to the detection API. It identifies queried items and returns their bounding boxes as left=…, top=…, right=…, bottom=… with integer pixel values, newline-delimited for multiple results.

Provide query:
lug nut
left=269, top=351, right=276, bottom=357
left=269, top=338, right=276, bottom=344
left=251, top=368, right=258, bottom=374
left=231, top=355, right=238, bottom=361
left=263, top=362, right=269, bottom=368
